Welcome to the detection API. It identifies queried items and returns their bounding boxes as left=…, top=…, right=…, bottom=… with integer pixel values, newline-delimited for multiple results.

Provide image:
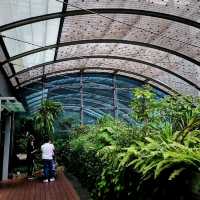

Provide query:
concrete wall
left=0, top=45, right=14, bottom=180
left=0, top=46, right=13, bottom=96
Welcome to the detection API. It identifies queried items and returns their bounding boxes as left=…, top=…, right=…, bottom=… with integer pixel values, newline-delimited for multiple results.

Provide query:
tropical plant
left=64, top=86, right=200, bottom=200
left=120, top=123, right=200, bottom=182
left=114, top=88, right=200, bottom=199
left=34, top=100, right=63, bottom=139
left=64, top=116, right=132, bottom=198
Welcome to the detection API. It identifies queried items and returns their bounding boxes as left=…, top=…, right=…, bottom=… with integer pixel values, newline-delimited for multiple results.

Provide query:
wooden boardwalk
left=0, top=172, right=80, bottom=200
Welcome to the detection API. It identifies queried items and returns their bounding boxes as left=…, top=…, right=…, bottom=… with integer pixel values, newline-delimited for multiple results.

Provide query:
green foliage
left=63, top=85, right=200, bottom=200
left=58, top=117, right=75, bottom=130
left=34, top=100, right=63, bottom=140
left=53, top=134, right=70, bottom=165
left=14, top=115, right=35, bottom=153
left=64, top=116, right=132, bottom=199
left=131, top=85, right=158, bottom=123
left=121, top=123, right=200, bottom=182
left=123, top=86, right=200, bottom=184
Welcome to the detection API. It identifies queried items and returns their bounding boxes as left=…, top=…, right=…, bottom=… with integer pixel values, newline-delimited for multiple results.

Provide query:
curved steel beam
left=17, top=66, right=176, bottom=95
left=14, top=55, right=200, bottom=91
left=4, top=39, right=200, bottom=70
left=0, top=9, right=199, bottom=33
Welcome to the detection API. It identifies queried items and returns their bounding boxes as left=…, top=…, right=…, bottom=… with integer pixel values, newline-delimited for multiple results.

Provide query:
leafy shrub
left=63, top=86, right=200, bottom=200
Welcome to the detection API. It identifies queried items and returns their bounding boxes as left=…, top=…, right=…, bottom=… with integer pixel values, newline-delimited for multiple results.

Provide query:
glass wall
left=19, top=73, right=166, bottom=125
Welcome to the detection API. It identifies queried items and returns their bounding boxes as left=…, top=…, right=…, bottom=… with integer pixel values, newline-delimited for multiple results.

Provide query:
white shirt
left=41, top=142, right=55, bottom=160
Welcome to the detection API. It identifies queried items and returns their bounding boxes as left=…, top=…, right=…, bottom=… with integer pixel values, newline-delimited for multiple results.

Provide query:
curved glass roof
left=0, top=0, right=62, bottom=25
left=66, top=0, right=200, bottom=22
left=0, top=0, right=199, bottom=98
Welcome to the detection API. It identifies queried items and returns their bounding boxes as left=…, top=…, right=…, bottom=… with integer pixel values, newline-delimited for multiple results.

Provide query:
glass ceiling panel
left=67, top=0, right=200, bottom=22
left=0, top=0, right=62, bottom=26
left=60, top=59, right=199, bottom=95
left=57, top=43, right=200, bottom=86
left=61, top=14, right=200, bottom=62
left=2, top=18, right=59, bottom=57
left=15, top=58, right=199, bottom=96
left=0, top=0, right=199, bottom=99
left=13, top=48, right=55, bottom=72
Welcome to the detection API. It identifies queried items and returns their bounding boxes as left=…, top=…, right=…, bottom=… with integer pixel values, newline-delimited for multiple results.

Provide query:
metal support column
left=0, top=99, right=2, bottom=180
left=54, top=0, right=68, bottom=61
left=0, top=97, right=15, bottom=150
left=42, top=65, right=46, bottom=101
left=0, top=97, right=23, bottom=180
left=113, top=74, right=118, bottom=118
left=2, top=114, right=12, bottom=180
left=8, top=112, right=15, bottom=176
left=80, top=70, right=84, bottom=125
left=0, top=99, right=2, bottom=148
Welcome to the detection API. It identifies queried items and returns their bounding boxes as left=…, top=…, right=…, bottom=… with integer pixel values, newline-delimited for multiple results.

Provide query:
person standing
left=41, top=137, right=55, bottom=182
left=26, top=135, right=36, bottom=180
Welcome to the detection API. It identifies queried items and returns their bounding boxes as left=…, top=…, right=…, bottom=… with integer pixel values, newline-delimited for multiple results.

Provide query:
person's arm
left=31, top=149, right=37, bottom=154
left=52, top=144, right=55, bottom=156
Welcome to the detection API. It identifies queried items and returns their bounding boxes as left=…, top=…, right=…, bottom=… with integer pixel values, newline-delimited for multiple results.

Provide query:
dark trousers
left=27, top=159, right=34, bottom=177
left=43, top=159, right=53, bottom=180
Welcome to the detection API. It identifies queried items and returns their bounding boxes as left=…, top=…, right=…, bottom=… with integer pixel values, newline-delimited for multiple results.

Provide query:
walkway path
left=0, top=172, right=80, bottom=200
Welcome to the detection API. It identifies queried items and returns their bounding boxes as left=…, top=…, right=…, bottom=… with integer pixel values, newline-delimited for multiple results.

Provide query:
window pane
left=3, top=19, right=59, bottom=56
left=0, top=0, right=62, bottom=26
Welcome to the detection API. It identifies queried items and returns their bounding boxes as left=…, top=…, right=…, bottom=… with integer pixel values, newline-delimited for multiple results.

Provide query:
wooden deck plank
left=0, top=172, right=80, bottom=200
